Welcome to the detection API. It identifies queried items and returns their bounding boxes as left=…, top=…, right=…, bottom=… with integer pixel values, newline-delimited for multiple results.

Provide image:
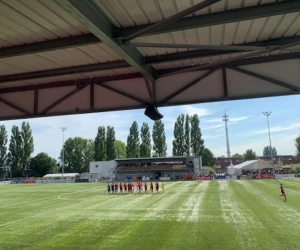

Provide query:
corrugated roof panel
left=211, top=24, right=224, bottom=45
left=0, top=1, right=55, bottom=42
left=50, top=47, right=99, bottom=65
left=0, top=61, right=28, bottom=76
left=281, top=13, right=300, bottom=37
left=37, top=44, right=123, bottom=67
left=0, top=0, right=89, bottom=46
left=152, top=50, right=293, bottom=71
left=234, top=20, right=253, bottom=44
left=94, top=0, right=278, bottom=28
left=271, top=13, right=300, bottom=38
left=0, top=38, right=13, bottom=48
left=77, top=44, right=124, bottom=62
left=1, top=54, right=60, bottom=72
left=113, top=67, right=137, bottom=74
left=223, top=22, right=238, bottom=45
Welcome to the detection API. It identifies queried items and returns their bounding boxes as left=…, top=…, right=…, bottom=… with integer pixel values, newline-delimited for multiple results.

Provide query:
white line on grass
left=0, top=187, right=104, bottom=208
left=219, top=181, right=259, bottom=248
left=177, top=181, right=209, bottom=222
left=0, top=191, right=108, bottom=228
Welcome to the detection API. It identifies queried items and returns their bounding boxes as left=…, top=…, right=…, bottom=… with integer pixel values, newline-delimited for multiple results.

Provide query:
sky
left=1, top=95, right=300, bottom=161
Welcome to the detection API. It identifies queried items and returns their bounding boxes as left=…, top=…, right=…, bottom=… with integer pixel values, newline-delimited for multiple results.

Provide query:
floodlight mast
left=60, top=127, right=67, bottom=179
left=262, top=112, right=274, bottom=174
left=222, top=113, right=231, bottom=158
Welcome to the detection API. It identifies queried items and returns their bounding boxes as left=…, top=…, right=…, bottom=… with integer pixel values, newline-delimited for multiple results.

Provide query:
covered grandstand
left=115, top=156, right=202, bottom=180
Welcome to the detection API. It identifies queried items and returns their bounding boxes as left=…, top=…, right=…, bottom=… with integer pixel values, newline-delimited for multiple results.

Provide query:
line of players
left=107, top=181, right=165, bottom=194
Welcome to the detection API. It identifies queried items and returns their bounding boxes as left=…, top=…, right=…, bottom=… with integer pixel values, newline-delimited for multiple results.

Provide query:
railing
left=117, top=165, right=189, bottom=171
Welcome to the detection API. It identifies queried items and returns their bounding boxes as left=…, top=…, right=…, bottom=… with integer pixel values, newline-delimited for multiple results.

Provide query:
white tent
left=234, top=159, right=278, bottom=175
left=43, top=173, right=80, bottom=178
left=227, top=162, right=236, bottom=175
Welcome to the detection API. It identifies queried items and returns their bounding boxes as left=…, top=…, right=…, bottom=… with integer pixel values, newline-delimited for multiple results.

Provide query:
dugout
left=115, top=156, right=202, bottom=180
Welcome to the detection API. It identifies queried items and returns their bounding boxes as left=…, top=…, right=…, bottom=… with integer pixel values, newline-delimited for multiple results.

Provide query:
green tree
left=30, top=153, right=58, bottom=177
left=263, top=146, right=277, bottom=157
left=172, top=114, right=185, bottom=156
left=152, top=121, right=167, bottom=157
left=185, top=114, right=191, bottom=156
left=295, top=135, right=300, bottom=159
left=20, top=122, right=34, bottom=171
left=106, top=126, right=116, bottom=160
left=291, top=163, right=300, bottom=173
left=115, top=140, right=126, bottom=159
left=243, top=149, right=257, bottom=161
left=140, top=123, right=151, bottom=157
left=7, top=125, right=22, bottom=177
left=60, top=137, right=94, bottom=173
left=232, top=153, right=243, bottom=158
left=0, top=125, right=8, bottom=168
left=202, top=148, right=216, bottom=167
left=94, top=126, right=106, bottom=161
left=190, top=114, right=204, bottom=156
left=126, top=121, right=140, bottom=158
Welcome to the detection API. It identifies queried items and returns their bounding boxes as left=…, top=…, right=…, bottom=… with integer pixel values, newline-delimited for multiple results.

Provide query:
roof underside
left=0, top=0, right=300, bottom=121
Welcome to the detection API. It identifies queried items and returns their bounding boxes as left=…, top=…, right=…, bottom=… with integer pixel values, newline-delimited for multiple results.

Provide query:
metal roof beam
left=227, top=66, right=300, bottom=92
left=156, top=53, right=300, bottom=76
left=160, top=41, right=300, bottom=76
left=146, top=36, right=300, bottom=64
left=0, top=73, right=142, bottom=94
left=56, top=0, right=155, bottom=81
left=116, top=0, right=300, bottom=38
left=0, top=61, right=129, bottom=84
left=121, top=0, right=220, bottom=43
left=0, top=34, right=99, bottom=59
left=126, top=43, right=276, bottom=51
left=1, top=1, right=299, bottom=58
left=1, top=37, right=299, bottom=84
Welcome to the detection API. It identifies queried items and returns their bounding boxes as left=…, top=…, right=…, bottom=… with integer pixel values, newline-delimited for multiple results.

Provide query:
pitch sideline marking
left=0, top=186, right=105, bottom=208
left=0, top=188, right=107, bottom=228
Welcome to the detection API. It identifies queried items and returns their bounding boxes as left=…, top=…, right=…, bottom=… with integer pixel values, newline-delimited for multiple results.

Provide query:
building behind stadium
left=86, top=156, right=205, bottom=181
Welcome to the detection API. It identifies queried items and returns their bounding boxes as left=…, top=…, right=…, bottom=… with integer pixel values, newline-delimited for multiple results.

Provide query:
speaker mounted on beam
left=144, top=104, right=163, bottom=121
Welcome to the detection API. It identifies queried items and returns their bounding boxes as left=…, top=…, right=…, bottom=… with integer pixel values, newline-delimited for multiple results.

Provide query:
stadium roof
left=115, top=156, right=188, bottom=163
left=0, top=0, right=300, bottom=121
left=43, top=173, right=80, bottom=178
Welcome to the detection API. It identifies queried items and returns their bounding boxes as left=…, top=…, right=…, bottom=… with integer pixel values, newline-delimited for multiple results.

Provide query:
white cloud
left=180, top=105, right=211, bottom=117
left=252, top=122, right=300, bottom=135
left=209, top=133, right=298, bottom=158
left=205, top=116, right=251, bottom=123
left=202, top=124, right=224, bottom=130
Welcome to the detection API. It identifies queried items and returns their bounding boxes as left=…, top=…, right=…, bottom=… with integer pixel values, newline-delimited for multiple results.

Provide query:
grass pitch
left=0, top=180, right=300, bottom=250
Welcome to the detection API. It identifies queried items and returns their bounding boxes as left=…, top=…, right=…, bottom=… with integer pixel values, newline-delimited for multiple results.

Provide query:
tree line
left=92, top=114, right=216, bottom=167
left=0, top=122, right=34, bottom=178
left=1, top=118, right=300, bottom=178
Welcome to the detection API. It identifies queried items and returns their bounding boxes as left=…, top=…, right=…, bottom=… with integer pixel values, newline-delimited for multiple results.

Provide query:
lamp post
left=262, top=112, right=274, bottom=174
left=60, top=127, right=67, bottom=179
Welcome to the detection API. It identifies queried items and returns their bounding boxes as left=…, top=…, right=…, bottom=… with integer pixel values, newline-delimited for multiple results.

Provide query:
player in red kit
left=279, top=183, right=286, bottom=201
